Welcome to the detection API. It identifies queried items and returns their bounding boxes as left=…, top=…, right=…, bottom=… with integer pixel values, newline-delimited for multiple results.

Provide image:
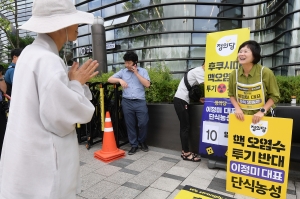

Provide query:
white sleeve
left=196, top=68, right=205, bottom=84
left=39, top=72, right=95, bottom=137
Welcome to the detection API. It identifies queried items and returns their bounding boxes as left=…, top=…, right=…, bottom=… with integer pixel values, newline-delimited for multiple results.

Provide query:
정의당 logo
left=250, top=121, right=268, bottom=136
left=216, top=35, right=237, bottom=57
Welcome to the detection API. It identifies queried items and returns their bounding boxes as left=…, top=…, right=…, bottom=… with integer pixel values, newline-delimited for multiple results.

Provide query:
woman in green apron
left=228, top=40, right=280, bottom=124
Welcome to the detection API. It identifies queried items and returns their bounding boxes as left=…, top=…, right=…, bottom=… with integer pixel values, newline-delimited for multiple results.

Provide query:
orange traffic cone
left=94, top=111, right=125, bottom=162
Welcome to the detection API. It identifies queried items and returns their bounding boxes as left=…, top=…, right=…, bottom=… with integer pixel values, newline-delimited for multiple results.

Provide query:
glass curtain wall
left=74, top=0, right=300, bottom=76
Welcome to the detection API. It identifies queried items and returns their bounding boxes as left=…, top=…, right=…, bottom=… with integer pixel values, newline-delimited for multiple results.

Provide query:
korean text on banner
left=199, top=28, right=250, bottom=160
left=226, top=114, right=293, bottom=199
left=205, top=28, right=250, bottom=98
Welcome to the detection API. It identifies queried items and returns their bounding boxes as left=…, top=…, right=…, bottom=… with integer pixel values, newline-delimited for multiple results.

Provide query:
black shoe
left=140, top=142, right=149, bottom=152
left=128, top=147, right=138, bottom=155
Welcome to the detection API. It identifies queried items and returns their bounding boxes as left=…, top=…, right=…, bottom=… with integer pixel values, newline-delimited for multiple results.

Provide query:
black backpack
left=184, top=70, right=202, bottom=102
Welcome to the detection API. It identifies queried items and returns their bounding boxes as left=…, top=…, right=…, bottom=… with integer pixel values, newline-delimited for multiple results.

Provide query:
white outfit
left=174, top=67, right=205, bottom=103
left=0, top=34, right=95, bottom=199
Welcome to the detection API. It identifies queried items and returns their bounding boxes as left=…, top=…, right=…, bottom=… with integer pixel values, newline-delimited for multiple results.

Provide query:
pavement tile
left=147, top=160, right=176, bottom=173
left=119, top=168, right=140, bottom=175
left=175, top=159, right=201, bottom=170
left=206, top=188, right=234, bottom=197
left=166, top=189, right=180, bottom=199
left=287, top=193, right=297, bottom=199
left=166, top=166, right=193, bottom=178
left=160, top=156, right=181, bottom=163
left=109, top=158, right=134, bottom=168
left=128, top=169, right=162, bottom=187
left=192, top=166, right=219, bottom=181
left=181, top=175, right=211, bottom=189
left=295, top=181, right=300, bottom=198
left=79, top=181, right=120, bottom=199
left=207, top=177, right=234, bottom=195
left=233, top=193, right=255, bottom=198
left=162, top=173, right=185, bottom=181
left=104, top=185, right=141, bottom=199
left=122, top=151, right=147, bottom=160
left=82, top=156, right=108, bottom=169
left=215, top=169, right=227, bottom=179
left=105, top=171, right=135, bottom=185
left=150, top=176, right=182, bottom=192
left=80, top=161, right=86, bottom=166
left=134, top=187, right=171, bottom=199
left=94, top=165, right=122, bottom=176
left=125, top=159, right=154, bottom=172
left=80, top=165, right=96, bottom=177
left=122, top=182, right=147, bottom=191
left=288, top=180, right=296, bottom=191
left=80, top=172, right=106, bottom=191
left=140, top=153, right=164, bottom=161
left=287, top=189, right=296, bottom=195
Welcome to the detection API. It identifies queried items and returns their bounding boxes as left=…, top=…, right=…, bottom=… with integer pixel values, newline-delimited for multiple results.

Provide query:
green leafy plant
left=91, top=69, right=300, bottom=104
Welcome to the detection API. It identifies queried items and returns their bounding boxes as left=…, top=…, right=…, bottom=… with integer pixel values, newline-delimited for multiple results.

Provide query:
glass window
left=93, top=10, right=101, bottom=17
left=102, top=0, right=115, bottom=6
left=77, top=35, right=90, bottom=46
left=116, top=39, right=128, bottom=50
left=164, top=60, right=187, bottom=72
left=188, top=60, right=204, bottom=70
left=77, top=4, right=88, bottom=12
left=115, top=26, right=129, bottom=39
left=161, top=33, right=191, bottom=45
left=130, top=10, right=149, bottom=23
left=149, top=5, right=195, bottom=19
left=130, top=23, right=147, bottom=37
left=89, top=0, right=101, bottom=10
left=112, top=15, right=130, bottom=25
left=117, top=0, right=150, bottom=12
left=196, top=5, right=219, bottom=17
left=107, top=53, right=113, bottom=64
left=75, top=0, right=86, bottom=4
left=78, top=25, right=89, bottom=35
left=106, top=30, right=114, bottom=41
left=102, top=6, right=116, bottom=18
left=192, top=33, right=206, bottom=44
left=114, top=52, right=126, bottom=63
left=104, top=20, right=113, bottom=27
left=148, top=19, right=193, bottom=33
left=78, top=57, right=90, bottom=65
left=129, top=36, right=145, bottom=49
left=150, top=47, right=189, bottom=59
left=142, top=49, right=151, bottom=60
left=190, top=47, right=206, bottom=58
left=194, top=19, right=217, bottom=31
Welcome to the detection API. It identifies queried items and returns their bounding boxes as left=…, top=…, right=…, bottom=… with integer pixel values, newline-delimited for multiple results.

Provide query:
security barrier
left=76, top=82, right=128, bottom=150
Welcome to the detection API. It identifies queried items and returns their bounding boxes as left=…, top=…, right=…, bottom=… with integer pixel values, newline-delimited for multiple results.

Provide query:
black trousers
left=173, top=97, right=190, bottom=153
left=0, top=103, right=7, bottom=158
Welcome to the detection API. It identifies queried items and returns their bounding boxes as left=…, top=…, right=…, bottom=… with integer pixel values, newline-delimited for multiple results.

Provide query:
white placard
left=202, top=121, right=219, bottom=145
left=218, top=122, right=229, bottom=146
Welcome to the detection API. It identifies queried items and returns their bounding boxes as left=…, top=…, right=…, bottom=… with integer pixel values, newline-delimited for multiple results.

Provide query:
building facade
left=0, top=0, right=72, bottom=63
left=74, top=0, right=300, bottom=77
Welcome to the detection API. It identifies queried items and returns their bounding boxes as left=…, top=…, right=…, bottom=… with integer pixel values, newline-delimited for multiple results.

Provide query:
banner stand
left=208, top=159, right=226, bottom=169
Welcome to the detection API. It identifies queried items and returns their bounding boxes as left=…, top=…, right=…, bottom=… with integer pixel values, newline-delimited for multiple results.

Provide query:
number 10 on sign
left=202, top=121, right=229, bottom=146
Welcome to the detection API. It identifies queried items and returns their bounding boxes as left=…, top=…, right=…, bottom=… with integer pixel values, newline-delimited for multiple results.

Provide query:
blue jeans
left=121, top=98, right=149, bottom=147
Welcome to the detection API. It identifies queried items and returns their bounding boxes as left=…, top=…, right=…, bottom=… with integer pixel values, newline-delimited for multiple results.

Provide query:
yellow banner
left=205, top=28, right=250, bottom=98
left=175, top=185, right=233, bottom=199
left=226, top=114, right=293, bottom=199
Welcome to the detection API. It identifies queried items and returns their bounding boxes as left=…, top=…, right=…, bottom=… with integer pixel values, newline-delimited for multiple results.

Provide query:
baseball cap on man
left=19, top=0, right=94, bottom=33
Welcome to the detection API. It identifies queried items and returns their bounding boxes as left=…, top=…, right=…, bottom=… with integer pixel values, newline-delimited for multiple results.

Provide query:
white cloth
left=174, top=67, right=205, bottom=103
left=0, top=34, right=95, bottom=199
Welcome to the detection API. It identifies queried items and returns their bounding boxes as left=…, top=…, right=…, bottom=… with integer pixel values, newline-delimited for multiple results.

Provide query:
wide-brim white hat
left=19, top=0, right=94, bottom=33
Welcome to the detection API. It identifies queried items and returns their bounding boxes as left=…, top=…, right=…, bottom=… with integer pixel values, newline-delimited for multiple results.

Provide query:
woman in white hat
left=0, top=0, right=99, bottom=198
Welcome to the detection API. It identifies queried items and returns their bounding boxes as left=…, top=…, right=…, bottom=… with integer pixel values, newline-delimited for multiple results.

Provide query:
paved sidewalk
left=77, top=143, right=300, bottom=199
